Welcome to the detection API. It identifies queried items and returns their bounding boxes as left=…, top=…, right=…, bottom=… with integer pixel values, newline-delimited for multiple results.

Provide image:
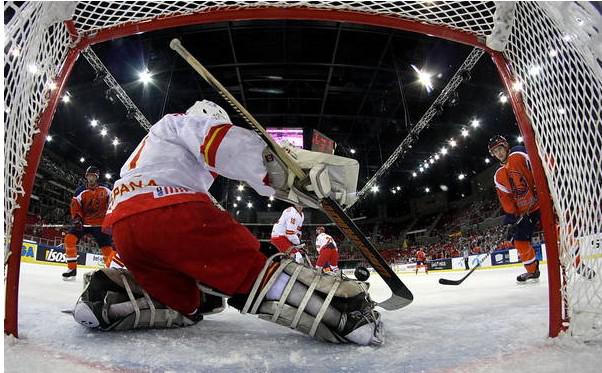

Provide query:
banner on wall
left=35, top=245, right=86, bottom=265
left=21, top=240, right=38, bottom=263
left=428, top=258, right=452, bottom=270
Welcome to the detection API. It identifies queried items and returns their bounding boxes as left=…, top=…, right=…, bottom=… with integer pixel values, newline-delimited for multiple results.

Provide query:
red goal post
left=4, top=2, right=601, bottom=340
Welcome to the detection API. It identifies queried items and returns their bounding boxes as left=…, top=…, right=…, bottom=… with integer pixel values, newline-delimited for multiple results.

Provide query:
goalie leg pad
left=73, top=269, right=201, bottom=331
left=237, top=254, right=384, bottom=345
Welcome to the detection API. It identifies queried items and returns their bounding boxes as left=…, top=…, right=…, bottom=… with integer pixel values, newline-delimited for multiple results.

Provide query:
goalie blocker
left=73, top=253, right=383, bottom=345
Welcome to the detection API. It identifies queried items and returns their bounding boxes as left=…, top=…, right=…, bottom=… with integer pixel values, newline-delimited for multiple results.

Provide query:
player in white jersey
left=72, top=100, right=383, bottom=345
left=271, top=205, right=305, bottom=263
left=315, top=226, right=339, bottom=273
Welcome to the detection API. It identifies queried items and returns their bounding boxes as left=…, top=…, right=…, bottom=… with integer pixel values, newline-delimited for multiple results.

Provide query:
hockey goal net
left=4, top=1, right=601, bottom=339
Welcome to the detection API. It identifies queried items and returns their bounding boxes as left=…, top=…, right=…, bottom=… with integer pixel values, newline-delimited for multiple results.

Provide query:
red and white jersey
left=271, top=207, right=304, bottom=245
left=315, top=232, right=337, bottom=253
left=103, top=113, right=274, bottom=230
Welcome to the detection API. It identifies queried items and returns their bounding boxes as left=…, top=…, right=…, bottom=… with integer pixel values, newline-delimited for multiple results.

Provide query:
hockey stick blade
left=438, top=277, right=465, bottom=286
left=170, top=39, right=413, bottom=310
left=321, top=197, right=413, bottom=310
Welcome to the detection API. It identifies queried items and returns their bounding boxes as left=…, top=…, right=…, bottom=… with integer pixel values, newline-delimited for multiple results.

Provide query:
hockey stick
left=439, top=216, right=524, bottom=286
left=170, top=39, right=412, bottom=310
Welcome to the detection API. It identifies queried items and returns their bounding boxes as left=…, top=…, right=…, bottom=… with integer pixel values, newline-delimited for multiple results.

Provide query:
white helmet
left=186, top=100, right=231, bottom=122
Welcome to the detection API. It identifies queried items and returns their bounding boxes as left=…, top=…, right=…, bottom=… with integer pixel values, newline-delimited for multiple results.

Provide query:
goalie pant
left=81, top=202, right=383, bottom=345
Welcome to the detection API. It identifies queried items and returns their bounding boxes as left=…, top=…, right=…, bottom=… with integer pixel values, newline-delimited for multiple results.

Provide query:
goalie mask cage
left=4, top=1, right=601, bottom=339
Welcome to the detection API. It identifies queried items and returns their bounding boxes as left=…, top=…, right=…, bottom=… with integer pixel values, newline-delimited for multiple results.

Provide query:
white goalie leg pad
left=73, top=269, right=200, bottom=331
left=241, top=254, right=384, bottom=345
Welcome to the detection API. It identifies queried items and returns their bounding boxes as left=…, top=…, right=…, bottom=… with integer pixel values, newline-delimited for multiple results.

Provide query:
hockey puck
left=354, top=266, right=370, bottom=281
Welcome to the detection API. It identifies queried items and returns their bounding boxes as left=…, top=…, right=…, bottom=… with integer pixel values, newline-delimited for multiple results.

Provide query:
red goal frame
left=4, top=7, right=563, bottom=338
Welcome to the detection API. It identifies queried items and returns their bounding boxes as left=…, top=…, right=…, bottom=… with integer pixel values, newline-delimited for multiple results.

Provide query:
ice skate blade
left=516, top=278, right=540, bottom=285
left=62, top=276, right=76, bottom=281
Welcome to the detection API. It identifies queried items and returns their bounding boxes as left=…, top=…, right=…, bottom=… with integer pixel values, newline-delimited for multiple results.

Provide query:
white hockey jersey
left=271, top=207, right=304, bottom=245
left=103, top=113, right=274, bottom=229
left=315, top=232, right=337, bottom=253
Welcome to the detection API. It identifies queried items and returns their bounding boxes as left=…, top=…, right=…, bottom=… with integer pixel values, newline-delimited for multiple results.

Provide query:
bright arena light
left=247, top=202, right=253, bottom=208
left=138, top=69, right=153, bottom=84
left=461, top=129, right=469, bottom=137
left=100, top=128, right=108, bottom=136
left=419, top=167, right=424, bottom=173
left=267, top=203, right=272, bottom=208
left=449, top=139, right=457, bottom=147
left=411, top=64, right=433, bottom=92
left=269, top=196, right=274, bottom=201
left=429, top=158, right=435, bottom=164
left=485, top=158, right=491, bottom=164
left=105, top=173, right=112, bottom=180
left=112, top=138, right=120, bottom=146
left=370, top=185, right=379, bottom=193
left=90, top=119, right=99, bottom=127
left=499, top=94, right=508, bottom=103
left=233, top=203, right=238, bottom=208
left=458, top=174, right=465, bottom=180
left=512, top=81, right=523, bottom=92
left=440, top=185, right=449, bottom=191
left=350, top=148, right=356, bottom=154
left=440, top=147, right=448, bottom=155
left=396, top=186, right=401, bottom=191
left=425, top=187, right=430, bottom=193
left=79, top=157, right=85, bottom=163
left=517, top=136, right=523, bottom=143
left=470, top=119, right=480, bottom=128
left=237, top=184, right=245, bottom=191
left=412, top=172, right=417, bottom=177
left=45, top=135, right=53, bottom=142
left=62, top=94, right=70, bottom=103
left=392, top=189, right=397, bottom=194
left=236, top=196, right=242, bottom=201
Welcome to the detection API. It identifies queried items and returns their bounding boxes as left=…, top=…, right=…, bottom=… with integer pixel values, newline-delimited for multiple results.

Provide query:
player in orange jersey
left=62, top=166, right=115, bottom=280
left=489, top=135, right=541, bottom=282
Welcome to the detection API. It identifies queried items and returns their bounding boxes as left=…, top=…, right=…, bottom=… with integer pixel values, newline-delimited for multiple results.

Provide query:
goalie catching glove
left=263, top=141, right=359, bottom=209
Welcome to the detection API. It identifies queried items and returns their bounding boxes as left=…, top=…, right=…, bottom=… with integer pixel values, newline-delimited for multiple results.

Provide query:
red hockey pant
left=112, top=202, right=266, bottom=315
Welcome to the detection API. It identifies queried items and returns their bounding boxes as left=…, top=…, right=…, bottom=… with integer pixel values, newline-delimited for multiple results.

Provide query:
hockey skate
left=516, top=269, right=540, bottom=283
left=62, top=268, right=77, bottom=281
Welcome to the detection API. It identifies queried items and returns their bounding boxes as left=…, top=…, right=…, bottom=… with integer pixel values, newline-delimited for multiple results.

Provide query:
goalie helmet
left=487, top=135, right=509, bottom=155
left=186, top=100, right=231, bottom=123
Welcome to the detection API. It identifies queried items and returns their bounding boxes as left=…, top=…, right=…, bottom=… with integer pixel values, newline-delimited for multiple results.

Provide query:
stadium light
left=419, top=167, right=424, bottom=173
left=461, top=128, right=469, bottom=137
left=138, top=69, right=153, bottom=84
left=512, top=81, right=523, bottom=92
left=528, top=65, right=541, bottom=76
left=412, top=172, right=417, bottom=177
left=440, top=147, right=448, bottom=155
left=105, top=173, right=112, bottom=180
left=499, top=94, right=508, bottom=104
left=396, top=186, right=401, bottom=191
left=425, top=187, right=430, bottom=193
left=269, top=196, right=274, bottom=201
left=247, top=202, right=253, bottom=208
left=411, top=64, right=433, bottom=92
left=470, top=119, right=480, bottom=128
left=391, top=189, right=397, bottom=194
left=112, top=138, right=120, bottom=146
left=350, top=148, right=356, bottom=154
left=237, top=184, right=245, bottom=191
left=440, top=185, right=449, bottom=191
left=90, top=119, right=99, bottom=127
left=79, top=157, right=85, bottom=163
left=484, top=158, right=491, bottom=164
left=517, top=136, right=523, bottom=143
left=267, top=203, right=272, bottom=208
left=424, top=163, right=430, bottom=169
left=458, top=173, right=466, bottom=180
left=434, top=154, right=440, bottom=160
left=429, top=158, right=435, bottom=164
left=100, top=128, right=108, bottom=136
left=62, top=94, right=70, bottom=103
left=370, top=185, right=379, bottom=193
left=45, top=135, right=53, bottom=142
left=449, top=139, right=457, bottom=147
left=235, top=196, right=242, bottom=201
left=233, top=203, right=238, bottom=208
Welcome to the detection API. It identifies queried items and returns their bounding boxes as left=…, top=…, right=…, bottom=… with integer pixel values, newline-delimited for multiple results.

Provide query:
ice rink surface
left=5, top=263, right=602, bottom=372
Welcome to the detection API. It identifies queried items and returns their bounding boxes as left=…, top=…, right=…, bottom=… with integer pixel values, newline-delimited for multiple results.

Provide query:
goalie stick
left=169, top=38, right=413, bottom=310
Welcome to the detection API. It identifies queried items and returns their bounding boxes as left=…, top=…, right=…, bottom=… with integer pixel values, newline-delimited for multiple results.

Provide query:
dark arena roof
left=40, top=19, right=521, bottom=220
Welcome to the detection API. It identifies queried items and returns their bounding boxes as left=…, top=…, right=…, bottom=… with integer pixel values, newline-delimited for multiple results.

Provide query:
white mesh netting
left=4, top=1, right=601, bottom=339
